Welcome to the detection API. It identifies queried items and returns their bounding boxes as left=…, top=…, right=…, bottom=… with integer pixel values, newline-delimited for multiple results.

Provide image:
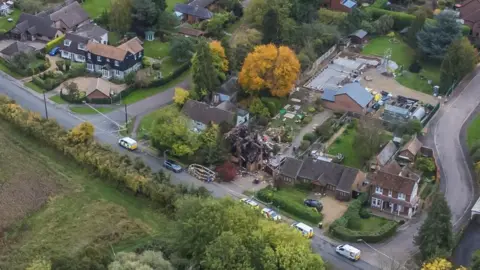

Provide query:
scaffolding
left=188, top=164, right=216, bottom=182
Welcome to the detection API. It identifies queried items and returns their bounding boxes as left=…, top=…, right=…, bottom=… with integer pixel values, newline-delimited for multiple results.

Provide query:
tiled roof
left=372, top=193, right=413, bottom=208
left=189, top=0, right=216, bottom=8
left=0, top=41, right=35, bottom=56
left=117, top=37, right=143, bottom=54
left=49, top=1, right=89, bottom=29
left=400, top=135, right=422, bottom=156
left=182, top=100, right=235, bottom=125
left=370, top=170, right=416, bottom=195
left=381, top=160, right=402, bottom=175
left=279, top=157, right=303, bottom=179
left=321, top=82, right=373, bottom=108
left=60, top=33, right=89, bottom=56
left=350, top=29, right=367, bottom=39
left=174, top=3, right=213, bottom=19
left=12, top=13, right=57, bottom=39
left=377, top=141, right=398, bottom=166
left=75, top=23, right=108, bottom=41
left=87, top=37, right=143, bottom=61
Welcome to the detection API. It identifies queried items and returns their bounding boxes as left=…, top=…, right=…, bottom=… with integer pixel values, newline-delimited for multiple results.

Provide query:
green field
left=0, top=120, right=171, bottom=269
left=122, top=70, right=190, bottom=104
left=82, top=0, right=111, bottom=18
left=70, top=106, right=115, bottom=114
left=143, top=40, right=170, bottom=59
left=0, top=8, right=20, bottom=33
left=467, top=114, right=480, bottom=149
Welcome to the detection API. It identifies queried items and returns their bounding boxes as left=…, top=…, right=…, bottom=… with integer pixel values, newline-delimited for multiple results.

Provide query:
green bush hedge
left=329, top=193, right=399, bottom=243
left=372, top=0, right=388, bottom=8
left=257, top=187, right=323, bottom=224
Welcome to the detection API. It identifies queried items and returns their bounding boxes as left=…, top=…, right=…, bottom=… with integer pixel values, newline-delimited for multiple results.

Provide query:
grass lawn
left=49, top=94, right=67, bottom=104
left=0, top=120, right=171, bottom=269
left=25, top=82, right=45, bottom=93
left=467, top=114, right=480, bottom=149
left=0, top=61, right=21, bottom=78
left=70, top=106, right=115, bottom=114
left=82, top=0, right=111, bottom=18
left=109, top=31, right=122, bottom=45
left=143, top=40, right=170, bottom=59
left=0, top=8, right=20, bottom=33
left=122, top=69, right=190, bottom=104
left=138, top=104, right=178, bottom=139
left=160, top=57, right=179, bottom=76
left=355, top=215, right=390, bottom=232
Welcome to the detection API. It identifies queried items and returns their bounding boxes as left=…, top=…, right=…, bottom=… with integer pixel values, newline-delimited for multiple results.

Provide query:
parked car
left=261, top=208, right=281, bottom=221
left=304, top=199, right=323, bottom=211
left=336, top=244, right=361, bottom=261
left=49, top=46, right=60, bottom=56
left=118, top=137, right=137, bottom=151
left=240, top=198, right=259, bottom=209
left=163, top=159, right=182, bottom=173
left=291, top=222, right=314, bottom=238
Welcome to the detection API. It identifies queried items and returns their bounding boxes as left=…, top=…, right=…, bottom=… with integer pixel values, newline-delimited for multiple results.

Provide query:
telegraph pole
left=43, top=91, right=49, bottom=119
left=124, top=103, right=128, bottom=125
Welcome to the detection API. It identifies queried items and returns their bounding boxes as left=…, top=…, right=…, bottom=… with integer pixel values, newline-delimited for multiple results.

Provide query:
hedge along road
left=0, top=71, right=384, bottom=269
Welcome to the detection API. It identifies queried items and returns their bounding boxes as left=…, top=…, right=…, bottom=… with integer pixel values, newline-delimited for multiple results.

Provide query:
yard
left=159, top=57, right=178, bottom=76
left=82, top=0, right=111, bottom=18
left=0, top=8, right=20, bottom=34
left=109, top=31, right=122, bottom=45
left=354, top=215, right=390, bottom=232
left=49, top=94, right=67, bottom=104
left=137, top=104, right=178, bottom=139
left=0, top=120, right=172, bottom=269
left=467, top=114, right=480, bottom=149
left=362, top=34, right=441, bottom=94
left=25, top=81, right=45, bottom=93
left=143, top=40, right=170, bottom=59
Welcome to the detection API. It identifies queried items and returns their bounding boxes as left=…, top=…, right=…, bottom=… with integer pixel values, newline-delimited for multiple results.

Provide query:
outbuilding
left=349, top=29, right=368, bottom=44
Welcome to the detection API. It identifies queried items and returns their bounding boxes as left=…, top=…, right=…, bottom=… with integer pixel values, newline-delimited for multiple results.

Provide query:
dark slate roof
left=279, top=157, right=303, bottom=179
left=189, top=0, right=216, bottom=8
left=11, top=13, right=57, bottom=39
left=217, top=76, right=240, bottom=96
left=0, top=41, right=35, bottom=56
left=322, top=82, right=373, bottom=108
left=60, top=33, right=89, bottom=56
left=337, top=167, right=360, bottom=192
left=174, top=3, right=213, bottom=19
left=350, top=29, right=367, bottom=39
left=376, top=141, right=398, bottom=166
left=49, top=1, right=89, bottom=29
left=182, top=100, right=234, bottom=125
left=75, top=23, right=108, bottom=41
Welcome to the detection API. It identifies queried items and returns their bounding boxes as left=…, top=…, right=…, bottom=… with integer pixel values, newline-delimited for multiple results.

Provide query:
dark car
left=163, top=159, right=183, bottom=173
left=304, top=199, right=323, bottom=211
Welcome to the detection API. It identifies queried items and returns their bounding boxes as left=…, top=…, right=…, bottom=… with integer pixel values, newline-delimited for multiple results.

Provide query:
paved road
left=0, top=72, right=378, bottom=270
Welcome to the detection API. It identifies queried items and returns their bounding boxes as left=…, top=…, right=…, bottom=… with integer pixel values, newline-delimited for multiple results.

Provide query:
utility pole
left=43, top=91, right=49, bottom=120
left=124, top=103, right=128, bottom=125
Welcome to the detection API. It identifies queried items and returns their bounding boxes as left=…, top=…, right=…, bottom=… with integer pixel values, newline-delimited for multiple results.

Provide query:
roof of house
left=279, top=157, right=304, bottom=179
left=85, top=78, right=114, bottom=96
left=381, top=160, right=402, bottom=175
left=174, top=3, right=213, bottom=19
left=87, top=37, right=143, bottom=61
left=189, top=0, right=216, bottom=8
left=217, top=76, right=240, bottom=96
left=321, top=82, right=373, bottom=108
left=341, top=0, right=357, bottom=8
left=370, top=170, right=417, bottom=195
left=182, top=100, right=235, bottom=125
left=372, top=193, right=413, bottom=208
left=60, top=32, right=89, bottom=55
left=49, top=1, right=89, bottom=29
left=0, top=41, right=35, bottom=56
left=116, top=37, right=143, bottom=54
left=400, top=135, right=422, bottom=156
left=11, top=13, right=57, bottom=38
left=377, top=141, right=398, bottom=166
left=75, top=23, right=108, bottom=41
left=459, top=0, right=480, bottom=26
left=177, top=26, right=205, bottom=36
left=350, top=29, right=367, bottom=39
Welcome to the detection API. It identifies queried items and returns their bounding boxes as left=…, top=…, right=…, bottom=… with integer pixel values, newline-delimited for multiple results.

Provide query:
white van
left=118, top=137, right=138, bottom=150
left=291, top=222, right=314, bottom=238
left=336, top=244, right=361, bottom=261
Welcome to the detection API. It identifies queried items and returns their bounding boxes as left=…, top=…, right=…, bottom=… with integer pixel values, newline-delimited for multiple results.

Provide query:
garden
left=329, top=193, right=399, bottom=243
left=0, top=8, right=20, bottom=33
left=0, top=51, right=50, bottom=78
left=31, top=61, right=85, bottom=92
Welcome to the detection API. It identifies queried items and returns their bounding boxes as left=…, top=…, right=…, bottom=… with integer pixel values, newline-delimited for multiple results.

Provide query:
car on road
left=240, top=198, right=259, bottom=209
left=304, top=199, right=323, bottom=211
left=118, top=137, right=137, bottom=150
left=336, top=244, right=361, bottom=261
left=48, top=47, right=60, bottom=56
left=261, top=207, right=281, bottom=221
left=291, top=222, right=314, bottom=238
left=163, top=159, right=183, bottom=173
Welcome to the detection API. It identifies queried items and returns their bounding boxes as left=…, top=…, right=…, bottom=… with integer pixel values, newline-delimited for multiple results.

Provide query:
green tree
left=206, top=12, right=231, bottom=39
left=406, top=119, right=423, bottom=135
left=152, top=0, right=166, bottom=11
left=131, top=0, right=159, bottom=32
left=248, top=97, right=270, bottom=117
left=196, top=124, right=227, bottom=165
left=170, top=36, right=196, bottom=63
left=156, top=11, right=179, bottom=39
left=417, top=10, right=462, bottom=60
left=290, top=0, right=322, bottom=23
left=191, top=38, right=219, bottom=98
left=415, top=156, right=435, bottom=173
left=150, top=106, right=200, bottom=156
left=343, top=8, right=368, bottom=33
left=221, top=37, right=237, bottom=72
left=69, top=122, right=95, bottom=144
left=354, top=117, right=383, bottom=164
left=244, top=0, right=292, bottom=28
left=17, top=0, right=42, bottom=13
left=109, top=0, right=132, bottom=34
left=203, top=231, right=253, bottom=270
left=262, top=9, right=281, bottom=45
left=26, top=258, right=51, bottom=270
left=415, top=192, right=454, bottom=260
left=318, top=8, right=346, bottom=25
left=373, top=15, right=394, bottom=35
left=472, top=250, right=480, bottom=270
left=440, top=38, right=477, bottom=93
left=109, top=250, right=173, bottom=270
left=407, top=10, right=426, bottom=47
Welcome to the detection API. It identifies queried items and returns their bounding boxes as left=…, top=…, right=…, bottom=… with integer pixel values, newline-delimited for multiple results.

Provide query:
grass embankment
left=0, top=120, right=171, bottom=269
left=467, top=115, right=480, bottom=149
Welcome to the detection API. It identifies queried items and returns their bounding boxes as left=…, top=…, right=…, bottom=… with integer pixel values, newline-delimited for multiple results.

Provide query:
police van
left=291, top=222, right=314, bottom=238
left=336, top=244, right=361, bottom=261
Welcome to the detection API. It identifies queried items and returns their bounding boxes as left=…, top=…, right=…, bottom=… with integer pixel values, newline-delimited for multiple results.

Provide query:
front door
left=102, top=69, right=111, bottom=79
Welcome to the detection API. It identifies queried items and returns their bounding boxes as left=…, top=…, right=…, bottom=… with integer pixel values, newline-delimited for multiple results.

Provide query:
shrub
left=308, top=106, right=316, bottom=113
left=409, top=61, right=422, bottom=73
left=152, top=63, right=161, bottom=70
left=347, top=217, right=362, bottom=230
left=299, top=140, right=311, bottom=151
left=303, top=132, right=316, bottom=143
left=359, top=208, right=371, bottom=219
left=45, top=35, right=65, bottom=52
left=56, top=60, right=65, bottom=72
left=472, top=149, right=480, bottom=163
left=216, top=161, right=237, bottom=182
left=142, top=57, right=152, bottom=67
left=303, top=115, right=312, bottom=124
left=372, top=0, right=388, bottom=8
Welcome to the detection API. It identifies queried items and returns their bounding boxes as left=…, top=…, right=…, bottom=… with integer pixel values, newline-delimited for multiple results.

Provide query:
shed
left=349, top=29, right=368, bottom=44
left=383, top=104, right=410, bottom=122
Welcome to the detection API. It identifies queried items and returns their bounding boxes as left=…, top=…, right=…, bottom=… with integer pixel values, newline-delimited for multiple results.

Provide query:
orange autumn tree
left=239, top=44, right=300, bottom=97
left=209, top=40, right=229, bottom=80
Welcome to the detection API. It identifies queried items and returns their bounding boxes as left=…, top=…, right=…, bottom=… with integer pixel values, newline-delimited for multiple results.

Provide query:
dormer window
left=375, top=186, right=383, bottom=194
left=398, top=193, right=406, bottom=200
left=106, top=58, right=110, bottom=62
left=114, top=60, right=119, bottom=67
left=97, top=56, right=102, bottom=61
left=64, top=39, right=71, bottom=46
left=388, top=190, right=392, bottom=197
left=78, top=43, right=86, bottom=50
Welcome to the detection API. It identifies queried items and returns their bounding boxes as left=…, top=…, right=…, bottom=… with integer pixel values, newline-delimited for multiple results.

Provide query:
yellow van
left=118, top=137, right=138, bottom=150
left=292, top=222, right=314, bottom=238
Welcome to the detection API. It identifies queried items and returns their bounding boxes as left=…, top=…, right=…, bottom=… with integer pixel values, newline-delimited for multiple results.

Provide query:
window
left=375, top=186, right=383, bottom=194
left=138, top=51, right=142, bottom=57
left=78, top=43, right=86, bottom=50
left=106, top=58, right=110, bottom=62
left=97, top=56, right=102, bottom=61
left=114, top=60, right=119, bottom=67
left=388, top=190, right=392, bottom=197
left=87, top=53, right=91, bottom=59
left=115, top=69, right=121, bottom=76
left=372, top=198, right=381, bottom=207
left=64, top=39, right=71, bottom=46
left=398, top=193, right=406, bottom=200
left=87, top=63, right=94, bottom=71
left=77, top=55, right=85, bottom=61
left=134, top=54, right=136, bottom=60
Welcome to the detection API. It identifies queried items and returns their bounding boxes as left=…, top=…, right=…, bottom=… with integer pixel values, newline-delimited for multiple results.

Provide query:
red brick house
left=369, top=163, right=420, bottom=219
left=321, top=82, right=374, bottom=114
left=324, top=0, right=357, bottom=13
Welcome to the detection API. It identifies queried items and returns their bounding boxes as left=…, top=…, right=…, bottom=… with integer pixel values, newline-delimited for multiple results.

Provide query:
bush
left=45, top=35, right=65, bottom=52
left=303, top=132, right=316, bottom=143
left=216, top=161, right=237, bottom=182
left=303, top=115, right=312, bottom=124
left=142, top=57, right=152, bottom=67
left=359, top=208, right=371, bottom=219
left=152, top=63, right=161, bottom=70
left=347, top=217, right=362, bottom=230
left=372, top=0, right=388, bottom=8
left=299, top=140, right=311, bottom=151
left=257, top=187, right=323, bottom=223
left=56, top=60, right=65, bottom=72
left=308, top=106, right=315, bottom=113
left=409, top=61, right=422, bottom=73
